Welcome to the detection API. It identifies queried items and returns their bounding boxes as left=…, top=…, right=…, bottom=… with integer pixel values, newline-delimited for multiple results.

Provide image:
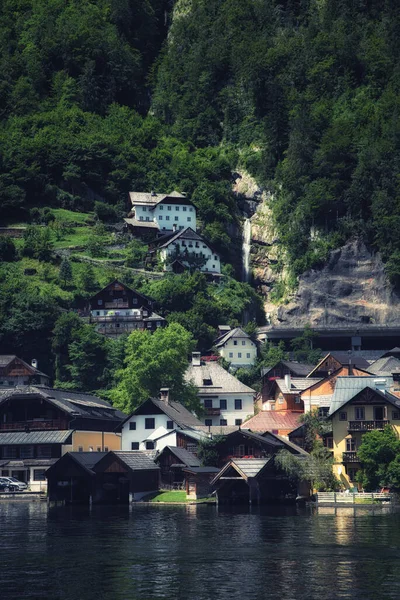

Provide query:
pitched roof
left=211, top=458, right=272, bottom=484
left=214, top=327, right=251, bottom=348
left=381, top=347, right=400, bottom=358
left=0, top=430, right=73, bottom=445
left=308, top=353, right=370, bottom=376
left=264, top=431, right=309, bottom=455
left=113, top=451, right=159, bottom=471
left=366, top=356, right=400, bottom=376
left=154, top=227, right=208, bottom=250
left=0, top=386, right=126, bottom=423
left=328, top=376, right=399, bottom=416
left=123, top=218, right=159, bottom=229
left=185, top=361, right=255, bottom=395
left=0, top=355, right=49, bottom=378
left=241, top=411, right=302, bottom=433
left=129, top=190, right=187, bottom=207
left=121, top=398, right=204, bottom=430
left=158, top=446, right=201, bottom=468
left=66, top=452, right=108, bottom=473
left=261, top=361, right=315, bottom=378
left=275, top=377, right=321, bottom=395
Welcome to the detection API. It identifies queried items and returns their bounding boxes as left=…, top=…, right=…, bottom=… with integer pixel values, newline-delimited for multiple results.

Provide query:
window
left=355, top=407, right=365, bottom=420
left=145, top=418, right=155, bottom=429
left=212, top=265, right=215, bottom=269
left=187, top=217, right=191, bottom=222
left=139, top=216, right=143, bottom=221
left=229, top=352, right=233, bottom=358
left=3, top=446, right=16, bottom=459
left=104, top=447, right=108, bottom=452
left=97, top=447, right=101, bottom=452
left=271, top=404, right=276, bottom=411
left=392, top=411, right=400, bottom=420
left=319, top=407, right=329, bottom=418
left=159, top=215, right=163, bottom=220
left=78, top=446, right=83, bottom=452
left=347, top=468, right=358, bottom=481
left=220, top=419, right=227, bottom=426
left=233, top=341, right=238, bottom=346
left=295, top=396, right=301, bottom=404
left=195, top=242, right=199, bottom=248
left=168, top=205, right=172, bottom=211
left=326, top=437, right=333, bottom=449
left=33, top=470, right=46, bottom=481
left=183, top=206, right=187, bottom=211
left=242, top=341, right=246, bottom=346
left=339, top=411, right=347, bottom=421
left=175, top=216, right=179, bottom=221
left=166, top=215, right=170, bottom=221
left=98, top=299, right=103, bottom=306
left=205, top=419, right=212, bottom=427
left=238, top=352, right=242, bottom=358
left=204, top=399, right=213, bottom=408
left=20, top=446, right=34, bottom=459
left=146, top=441, right=155, bottom=450
left=189, top=207, right=193, bottom=211
left=159, top=205, right=164, bottom=210
left=220, top=399, right=227, bottom=410
left=246, top=353, right=250, bottom=358
left=214, top=255, right=218, bottom=260
left=166, top=420, right=174, bottom=429
left=235, top=419, right=242, bottom=426
left=175, top=206, right=179, bottom=211
left=278, top=397, right=284, bottom=404
left=346, top=438, right=356, bottom=452
left=37, top=445, right=51, bottom=458
left=202, top=244, right=207, bottom=249
left=234, top=399, right=242, bottom=410
left=129, top=422, right=136, bottom=430
left=142, top=206, right=147, bottom=212
left=131, top=442, right=139, bottom=450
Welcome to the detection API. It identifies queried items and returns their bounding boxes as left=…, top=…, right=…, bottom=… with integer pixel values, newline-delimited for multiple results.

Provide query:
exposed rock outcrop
left=272, top=240, right=400, bottom=327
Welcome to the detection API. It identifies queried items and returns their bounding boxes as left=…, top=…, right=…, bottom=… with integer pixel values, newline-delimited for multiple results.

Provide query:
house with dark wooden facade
left=46, top=450, right=160, bottom=504
left=0, top=356, right=50, bottom=387
left=155, top=446, right=202, bottom=488
left=85, top=280, right=165, bottom=337
left=0, top=386, right=125, bottom=490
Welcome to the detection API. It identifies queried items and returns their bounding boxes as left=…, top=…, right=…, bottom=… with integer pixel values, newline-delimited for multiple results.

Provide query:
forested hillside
left=1, top=0, right=400, bottom=399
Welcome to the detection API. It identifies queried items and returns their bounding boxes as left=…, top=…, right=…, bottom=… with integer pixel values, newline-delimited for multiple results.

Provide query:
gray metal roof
left=0, top=386, right=126, bottom=423
left=185, top=361, right=255, bottom=395
left=183, top=466, right=219, bottom=474
left=328, top=377, right=399, bottom=416
left=114, top=451, right=159, bottom=471
left=275, top=377, right=321, bottom=394
left=367, top=356, right=400, bottom=376
left=232, top=458, right=271, bottom=477
left=162, top=446, right=201, bottom=468
left=69, top=452, right=108, bottom=472
left=261, top=361, right=315, bottom=378
left=214, top=327, right=251, bottom=348
left=0, top=430, right=73, bottom=445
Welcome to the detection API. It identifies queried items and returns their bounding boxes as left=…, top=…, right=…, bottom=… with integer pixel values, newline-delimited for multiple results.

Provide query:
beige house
left=213, top=327, right=257, bottom=368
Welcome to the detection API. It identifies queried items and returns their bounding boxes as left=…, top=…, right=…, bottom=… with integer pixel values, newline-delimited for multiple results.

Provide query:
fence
left=317, top=492, right=391, bottom=504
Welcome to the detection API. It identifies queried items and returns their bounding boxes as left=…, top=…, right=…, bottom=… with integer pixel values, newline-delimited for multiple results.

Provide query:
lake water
left=1, top=502, right=400, bottom=600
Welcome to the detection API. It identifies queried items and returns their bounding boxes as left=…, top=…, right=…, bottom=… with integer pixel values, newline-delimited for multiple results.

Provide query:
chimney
left=31, top=359, right=38, bottom=370
left=160, top=387, right=170, bottom=404
left=192, top=352, right=201, bottom=367
left=151, top=190, right=156, bottom=196
left=284, top=373, right=291, bottom=390
left=374, top=379, right=387, bottom=391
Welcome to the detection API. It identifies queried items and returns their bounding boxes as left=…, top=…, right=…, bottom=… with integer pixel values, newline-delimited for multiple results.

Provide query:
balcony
left=348, top=420, right=389, bottom=432
left=342, top=451, right=359, bottom=463
left=204, top=408, right=220, bottom=416
left=0, top=419, right=69, bottom=432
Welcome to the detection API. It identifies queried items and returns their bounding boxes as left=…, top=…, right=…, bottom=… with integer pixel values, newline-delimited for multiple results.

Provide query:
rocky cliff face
left=274, top=240, right=400, bottom=328
left=232, top=171, right=400, bottom=328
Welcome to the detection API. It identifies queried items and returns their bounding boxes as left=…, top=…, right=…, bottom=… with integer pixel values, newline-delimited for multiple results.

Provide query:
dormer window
left=203, top=378, right=212, bottom=386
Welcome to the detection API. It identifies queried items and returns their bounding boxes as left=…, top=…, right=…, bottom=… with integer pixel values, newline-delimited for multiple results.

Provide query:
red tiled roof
left=242, top=411, right=302, bottom=433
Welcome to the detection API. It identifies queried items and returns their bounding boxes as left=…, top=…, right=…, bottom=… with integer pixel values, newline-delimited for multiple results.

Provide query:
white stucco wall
left=133, top=203, right=197, bottom=232
left=199, top=393, right=254, bottom=426
left=121, top=414, right=177, bottom=451
left=219, top=337, right=257, bottom=367
left=160, top=239, right=221, bottom=274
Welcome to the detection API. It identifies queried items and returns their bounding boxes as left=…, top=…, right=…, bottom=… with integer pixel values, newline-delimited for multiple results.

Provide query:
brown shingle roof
left=242, top=411, right=302, bottom=433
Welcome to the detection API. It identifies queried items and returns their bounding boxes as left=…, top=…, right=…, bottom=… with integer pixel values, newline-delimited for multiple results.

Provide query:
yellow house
left=328, top=376, right=400, bottom=488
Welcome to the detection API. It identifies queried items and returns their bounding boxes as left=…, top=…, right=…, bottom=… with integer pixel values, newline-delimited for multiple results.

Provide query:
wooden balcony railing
left=204, top=408, right=221, bottom=416
left=348, top=420, right=389, bottom=432
left=342, top=451, right=359, bottom=463
left=0, top=419, right=68, bottom=431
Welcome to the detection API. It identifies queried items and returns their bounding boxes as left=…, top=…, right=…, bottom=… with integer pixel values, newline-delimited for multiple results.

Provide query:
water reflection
left=0, top=503, right=400, bottom=600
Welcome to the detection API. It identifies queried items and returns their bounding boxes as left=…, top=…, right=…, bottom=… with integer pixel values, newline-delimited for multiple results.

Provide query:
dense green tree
left=356, top=426, right=400, bottom=491
left=59, top=258, right=73, bottom=288
left=0, top=238, right=16, bottom=262
left=67, top=325, right=111, bottom=391
left=110, top=323, right=199, bottom=414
